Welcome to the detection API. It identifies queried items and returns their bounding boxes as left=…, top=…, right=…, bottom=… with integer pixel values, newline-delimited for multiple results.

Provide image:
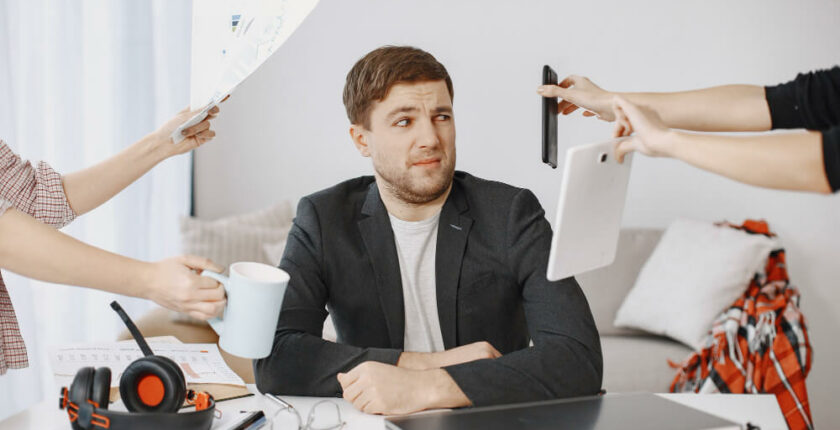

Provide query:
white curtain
left=0, top=0, right=193, bottom=419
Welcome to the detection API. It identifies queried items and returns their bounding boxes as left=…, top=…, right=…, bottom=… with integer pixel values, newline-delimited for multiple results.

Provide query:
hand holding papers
left=173, top=0, right=320, bottom=143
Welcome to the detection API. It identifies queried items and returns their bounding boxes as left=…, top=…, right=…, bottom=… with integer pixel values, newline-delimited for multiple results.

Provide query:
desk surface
left=2, top=385, right=787, bottom=430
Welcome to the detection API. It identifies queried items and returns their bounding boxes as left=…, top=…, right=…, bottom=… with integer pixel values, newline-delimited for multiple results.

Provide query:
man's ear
left=349, top=124, right=371, bottom=157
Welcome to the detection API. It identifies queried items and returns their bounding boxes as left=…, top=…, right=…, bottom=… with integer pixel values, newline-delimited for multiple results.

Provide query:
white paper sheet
left=50, top=341, right=245, bottom=388
left=172, top=0, right=319, bottom=143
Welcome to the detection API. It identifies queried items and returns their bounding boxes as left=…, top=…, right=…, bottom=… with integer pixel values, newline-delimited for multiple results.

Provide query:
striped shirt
left=0, top=140, right=76, bottom=374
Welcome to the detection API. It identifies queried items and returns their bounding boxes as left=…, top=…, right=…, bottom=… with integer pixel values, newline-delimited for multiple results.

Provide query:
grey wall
left=195, top=0, right=840, bottom=425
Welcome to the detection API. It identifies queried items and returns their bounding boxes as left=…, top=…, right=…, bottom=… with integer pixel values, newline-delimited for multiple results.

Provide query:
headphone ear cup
left=91, top=367, right=111, bottom=410
left=119, top=356, right=186, bottom=413
left=68, top=367, right=95, bottom=430
left=69, top=367, right=95, bottom=406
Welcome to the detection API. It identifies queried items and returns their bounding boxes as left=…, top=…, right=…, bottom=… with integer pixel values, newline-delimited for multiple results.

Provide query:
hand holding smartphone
left=542, top=65, right=558, bottom=168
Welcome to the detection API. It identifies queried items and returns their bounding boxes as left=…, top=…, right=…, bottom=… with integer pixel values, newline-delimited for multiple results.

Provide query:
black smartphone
left=542, top=65, right=558, bottom=168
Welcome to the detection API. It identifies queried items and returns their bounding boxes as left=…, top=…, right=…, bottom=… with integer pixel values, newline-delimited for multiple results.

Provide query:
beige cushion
left=577, top=229, right=663, bottom=336
left=179, top=201, right=293, bottom=270
left=600, top=335, right=693, bottom=393
left=173, top=201, right=293, bottom=325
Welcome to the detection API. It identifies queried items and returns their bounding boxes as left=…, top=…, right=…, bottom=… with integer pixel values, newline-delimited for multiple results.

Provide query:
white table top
left=1, top=385, right=787, bottom=430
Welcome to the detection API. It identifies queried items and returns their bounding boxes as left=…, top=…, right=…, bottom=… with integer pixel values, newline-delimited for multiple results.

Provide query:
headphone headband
left=60, top=387, right=216, bottom=430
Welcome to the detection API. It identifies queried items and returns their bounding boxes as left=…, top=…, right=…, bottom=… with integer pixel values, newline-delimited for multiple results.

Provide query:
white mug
left=201, top=262, right=289, bottom=359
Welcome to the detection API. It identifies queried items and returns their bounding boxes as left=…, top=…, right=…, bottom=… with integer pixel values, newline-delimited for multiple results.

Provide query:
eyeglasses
left=264, top=393, right=346, bottom=430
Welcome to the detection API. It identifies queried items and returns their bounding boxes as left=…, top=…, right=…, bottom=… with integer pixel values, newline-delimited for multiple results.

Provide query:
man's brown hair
left=343, top=46, right=454, bottom=129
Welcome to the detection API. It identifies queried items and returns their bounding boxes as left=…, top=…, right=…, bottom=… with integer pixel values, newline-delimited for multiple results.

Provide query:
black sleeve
left=253, top=197, right=401, bottom=397
left=442, top=189, right=603, bottom=406
left=823, top=127, right=840, bottom=192
left=765, top=66, right=840, bottom=130
left=765, top=67, right=840, bottom=193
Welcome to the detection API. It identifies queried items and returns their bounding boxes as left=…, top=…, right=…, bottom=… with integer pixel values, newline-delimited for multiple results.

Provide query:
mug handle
left=201, top=271, right=229, bottom=336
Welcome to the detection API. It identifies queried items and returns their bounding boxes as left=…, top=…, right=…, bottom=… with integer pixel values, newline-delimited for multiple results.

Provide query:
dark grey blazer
left=254, top=171, right=603, bottom=406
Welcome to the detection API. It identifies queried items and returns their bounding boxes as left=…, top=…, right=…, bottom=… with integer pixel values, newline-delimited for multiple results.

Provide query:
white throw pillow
left=613, top=219, right=778, bottom=351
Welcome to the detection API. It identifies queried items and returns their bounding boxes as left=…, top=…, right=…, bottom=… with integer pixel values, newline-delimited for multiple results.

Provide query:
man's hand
left=337, top=362, right=470, bottom=415
left=397, top=341, right=502, bottom=370
left=538, top=75, right=615, bottom=121
left=611, top=96, right=676, bottom=163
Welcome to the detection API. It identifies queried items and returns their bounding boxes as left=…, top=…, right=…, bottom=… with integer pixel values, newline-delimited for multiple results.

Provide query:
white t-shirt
left=389, top=212, right=445, bottom=353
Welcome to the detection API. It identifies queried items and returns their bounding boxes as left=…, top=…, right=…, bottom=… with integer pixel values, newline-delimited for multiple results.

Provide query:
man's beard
left=374, top=155, right=455, bottom=205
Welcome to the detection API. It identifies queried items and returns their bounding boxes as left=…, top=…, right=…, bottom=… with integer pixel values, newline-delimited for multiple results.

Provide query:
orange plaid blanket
left=669, top=220, right=813, bottom=430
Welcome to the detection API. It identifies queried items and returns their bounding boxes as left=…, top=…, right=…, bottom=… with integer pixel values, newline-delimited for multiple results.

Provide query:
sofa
left=119, top=227, right=691, bottom=393
left=577, top=228, right=693, bottom=393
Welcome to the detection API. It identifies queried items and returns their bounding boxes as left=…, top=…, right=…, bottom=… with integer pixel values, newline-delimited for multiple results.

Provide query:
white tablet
left=546, top=139, right=633, bottom=281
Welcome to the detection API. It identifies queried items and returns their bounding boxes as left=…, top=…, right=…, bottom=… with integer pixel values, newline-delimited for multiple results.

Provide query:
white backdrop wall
left=194, top=0, right=840, bottom=426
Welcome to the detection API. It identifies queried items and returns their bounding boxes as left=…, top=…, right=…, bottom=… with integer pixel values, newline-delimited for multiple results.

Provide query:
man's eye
left=395, top=118, right=410, bottom=127
left=436, top=114, right=451, bottom=121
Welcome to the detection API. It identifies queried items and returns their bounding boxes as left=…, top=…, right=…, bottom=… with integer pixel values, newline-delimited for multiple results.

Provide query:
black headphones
left=58, top=301, right=216, bottom=430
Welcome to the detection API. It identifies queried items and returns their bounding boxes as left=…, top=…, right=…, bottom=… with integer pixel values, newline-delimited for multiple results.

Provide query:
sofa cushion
left=600, top=335, right=693, bottom=393
left=613, top=219, right=778, bottom=350
left=172, top=201, right=293, bottom=326
left=576, top=229, right=663, bottom=336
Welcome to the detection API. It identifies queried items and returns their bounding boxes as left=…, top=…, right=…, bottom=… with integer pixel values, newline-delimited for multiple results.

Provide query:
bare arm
left=538, top=76, right=772, bottom=132
left=62, top=106, right=218, bottom=216
left=0, top=208, right=226, bottom=319
left=667, top=130, right=829, bottom=192
left=611, top=96, right=832, bottom=194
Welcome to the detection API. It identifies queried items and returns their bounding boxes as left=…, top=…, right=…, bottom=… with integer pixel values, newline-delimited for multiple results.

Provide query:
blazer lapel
left=436, top=182, right=472, bottom=350
left=357, top=183, right=405, bottom=349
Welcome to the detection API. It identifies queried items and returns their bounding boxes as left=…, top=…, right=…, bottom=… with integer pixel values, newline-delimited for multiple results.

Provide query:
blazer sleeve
left=443, top=188, right=603, bottom=406
left=254, top=197, right=402, bottom=397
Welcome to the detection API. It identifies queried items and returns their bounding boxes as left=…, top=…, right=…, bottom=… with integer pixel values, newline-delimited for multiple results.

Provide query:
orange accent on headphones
left=186, top=389, right=212, bottom=411
left=137, top=374, right=166, bottom=406
left=60, top=387, right=112, bottom=429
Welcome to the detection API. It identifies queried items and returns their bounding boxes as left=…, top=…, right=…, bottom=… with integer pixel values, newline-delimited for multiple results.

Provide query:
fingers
left=611, top=98, right=633, bottom=138
left=489, top=344, right=502, bottom=358
left=337, top=371, right=359, bottom=388
left=194, top=129, right=216, bottom=141
left=537, top=83, right=572, bottom=99
left=612, top=96, right=646, bottom=123
left=185, top=300, right=225, bottom=320
left=341, top=379, right=363, bottom=403
left=195, top=282, right=226, bottom=301
left=181, top=119, right=211, bottom=137
left=178, top=255, right=224, bottom=273
left=561, top=104, right=580, bottom=116
left=205, top=106, right=220, bottom=120
left=614, top=137, right=640, bottom=164
left=557, top=75, right=582, bottom=89
left=557, top=99, right=576, bottom=113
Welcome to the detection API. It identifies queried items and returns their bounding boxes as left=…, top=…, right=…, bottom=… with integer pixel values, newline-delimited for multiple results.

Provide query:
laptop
left=386, top=393, right=740, bottom=430
left=546, top=139, right=634, bottom=281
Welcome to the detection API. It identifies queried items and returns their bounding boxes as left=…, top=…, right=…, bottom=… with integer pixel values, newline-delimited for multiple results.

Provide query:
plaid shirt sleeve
left=0, top=140, right=76, bottom=227
left=0, top=139, right=78, bottom=374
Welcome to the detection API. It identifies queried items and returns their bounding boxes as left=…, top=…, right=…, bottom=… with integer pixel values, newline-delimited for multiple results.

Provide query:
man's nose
left=416, top=117, right=440, bottom=149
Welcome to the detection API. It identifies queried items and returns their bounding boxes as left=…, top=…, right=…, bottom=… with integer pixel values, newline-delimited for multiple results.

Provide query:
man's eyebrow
left=385, top=105, right=453, bottom=119
left=386, top=106, right=418, bottom=119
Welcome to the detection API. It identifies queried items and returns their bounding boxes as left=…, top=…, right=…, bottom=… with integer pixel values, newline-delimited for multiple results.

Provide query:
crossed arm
left=254, top=192, right=602, bottom=415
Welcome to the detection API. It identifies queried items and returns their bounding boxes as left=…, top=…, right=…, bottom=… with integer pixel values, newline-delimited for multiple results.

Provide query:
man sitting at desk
left=254, top=46, right=602, bottom=415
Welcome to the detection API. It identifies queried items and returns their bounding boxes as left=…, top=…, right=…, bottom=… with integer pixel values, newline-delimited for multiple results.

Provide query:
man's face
left=351, top=80, right=456, bottom=204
